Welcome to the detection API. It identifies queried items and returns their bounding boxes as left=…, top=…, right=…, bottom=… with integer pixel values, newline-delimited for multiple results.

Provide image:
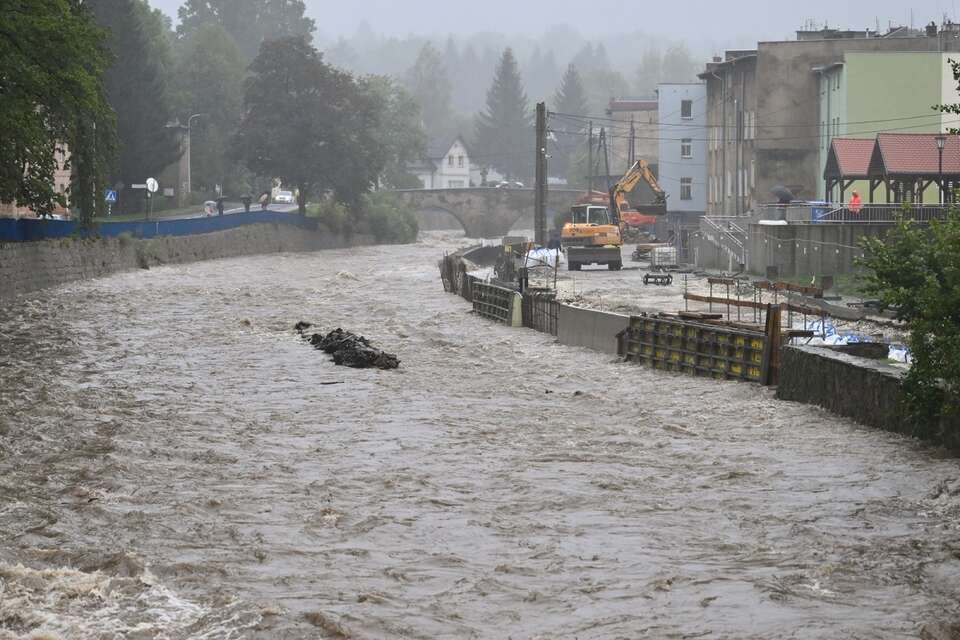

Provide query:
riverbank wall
left=444, top=245, right=957, bottom=452
left=0, top=223, right=370, bottom=302
left=777, top=346, right=959, bottom=451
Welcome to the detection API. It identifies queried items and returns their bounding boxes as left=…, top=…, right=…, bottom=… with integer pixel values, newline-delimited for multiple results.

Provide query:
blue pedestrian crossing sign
left=104, top=189, right=118, bottom=203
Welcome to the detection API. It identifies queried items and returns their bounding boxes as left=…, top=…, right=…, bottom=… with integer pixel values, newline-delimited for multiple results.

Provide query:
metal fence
left=522, top=289, right=558, bottom=336
left=472, top=282, right=516, bottom=324
left=0, top=211, right=314, bottom=243
left=812, top=203, right=951, bottom=224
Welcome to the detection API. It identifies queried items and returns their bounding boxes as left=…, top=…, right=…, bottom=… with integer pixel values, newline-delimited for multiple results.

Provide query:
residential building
left=657, top=83, right=707, bottom=215
left=411, top=137, right=472, bottom=189
left=605, top=98, right=659, bottom=174
left=699, top=25, right=960, bottom=215
left=816, top=50, right=960, bottom=201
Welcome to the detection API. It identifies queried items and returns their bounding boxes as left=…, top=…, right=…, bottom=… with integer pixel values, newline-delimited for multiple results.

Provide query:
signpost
left=134, top=178, right=160, bottom=220
left=104, top=189, right=118, bottom=217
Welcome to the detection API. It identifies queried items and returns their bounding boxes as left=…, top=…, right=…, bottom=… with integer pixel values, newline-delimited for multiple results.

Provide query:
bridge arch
left=390, top=188, right=582, bottom=239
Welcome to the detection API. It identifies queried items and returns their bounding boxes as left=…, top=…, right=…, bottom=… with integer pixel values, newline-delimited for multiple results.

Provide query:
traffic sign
left=146, top=178, right=159, bottom=193
left=104, top=189, right=118, bottom=203
left=132, top=183, right=147, bottom=189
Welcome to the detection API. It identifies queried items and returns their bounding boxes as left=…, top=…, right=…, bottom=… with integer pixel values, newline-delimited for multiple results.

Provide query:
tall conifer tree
left=474, top=48, right=532, bottom=180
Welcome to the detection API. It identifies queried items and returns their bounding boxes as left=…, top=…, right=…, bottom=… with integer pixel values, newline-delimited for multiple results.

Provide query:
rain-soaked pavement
left=1, top=232, right=959, bottom=639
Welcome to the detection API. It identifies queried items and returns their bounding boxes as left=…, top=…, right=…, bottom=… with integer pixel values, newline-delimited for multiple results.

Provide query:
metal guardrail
left=812, top=204, right=951, bottom=224
left=522, top=289, right=558, bottom=336
left=701, top=216, right=748, bottom=266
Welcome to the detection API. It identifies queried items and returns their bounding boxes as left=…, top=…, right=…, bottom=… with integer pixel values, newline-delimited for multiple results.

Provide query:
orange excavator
left=560, top=160, right=667, bottom=271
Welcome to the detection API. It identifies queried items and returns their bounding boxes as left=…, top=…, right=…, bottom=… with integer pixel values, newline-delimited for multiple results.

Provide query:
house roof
left=425, top=135, right=471, bottom=161
left=824, top=138, right=874, bottom=178
left=869, top=132, right=960, bottom=176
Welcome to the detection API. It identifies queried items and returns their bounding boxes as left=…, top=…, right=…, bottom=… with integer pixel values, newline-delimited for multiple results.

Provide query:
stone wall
left=777, top=345, right=959, bottom=450
left=0, top=223, right=371, bottom=302
left=747, top=222, right=890, bottom=277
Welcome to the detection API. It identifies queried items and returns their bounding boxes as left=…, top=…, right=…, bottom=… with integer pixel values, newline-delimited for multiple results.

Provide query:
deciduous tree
left=87, top=0, right=180, bottom=190
left=232, top=36, right=385, bottom=215
left=177, top=0, right=315, bottom=62
left=0, top=0, right=115, bottom=222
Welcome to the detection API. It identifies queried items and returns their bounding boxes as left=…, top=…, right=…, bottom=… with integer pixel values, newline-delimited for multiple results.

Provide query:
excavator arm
left=609, top=160, right=667, bottom=225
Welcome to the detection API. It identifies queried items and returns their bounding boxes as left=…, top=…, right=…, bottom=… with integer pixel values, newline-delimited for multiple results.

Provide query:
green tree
left=172, top=23, right=246, bottom=195
left=551, top=64, right=589, bottom=179
left=403, top=44, right=453, bottom=141
left=362, top=76, right=426, bottom=189
left=0, top=0, right=115, bottom=223
left=474, top=48, right=532, bottom=180
left=860, top=212, right=960, bottom=443
left=177, top=0, right=315, bottom=62
left=233, top=36, right=385, bottom=215
left=87, top=0, right=179, bottom=191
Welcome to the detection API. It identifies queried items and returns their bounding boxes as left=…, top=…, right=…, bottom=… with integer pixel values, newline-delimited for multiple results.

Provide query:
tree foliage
left=474, top=48, right=532, bottom=180
left=363, top=76, right=426, bottom=189
left=172, top=22, right=246, bottom=194
left=87, top=0, right=180, bottom=189
left=177, top=0, right=315, bottom=61
left=403, top=44, right=453, bottom=143
left=860, top=212, right=960, bottom=440
left=0, top=0, right=115, bottom=222
left=232, top=36, right=386, bottom=214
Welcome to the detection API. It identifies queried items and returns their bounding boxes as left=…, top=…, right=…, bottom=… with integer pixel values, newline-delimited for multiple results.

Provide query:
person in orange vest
left=849, top=189, right=862, bottom=215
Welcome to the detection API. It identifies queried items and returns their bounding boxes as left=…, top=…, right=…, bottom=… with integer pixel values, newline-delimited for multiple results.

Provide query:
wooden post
left=761, top=303, right=782, bottom=386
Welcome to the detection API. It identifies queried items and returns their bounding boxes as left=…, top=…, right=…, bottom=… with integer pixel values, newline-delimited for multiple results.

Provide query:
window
left=681, top=178, right=693, bottom=201
left=681, top=99, right=693, bottom=119
left=681, top=139, right=692, bottom=159
left=458, top=155, right=464, bottom=168
left=448, top=180, right=465, bottom=188
left=448, top=155, right=454, bottom=167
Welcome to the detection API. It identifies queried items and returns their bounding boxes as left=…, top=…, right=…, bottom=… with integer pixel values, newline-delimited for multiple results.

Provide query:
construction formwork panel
left=472, top=282, right=518, bottom=325
left=620, top=315, right=766, bottom=383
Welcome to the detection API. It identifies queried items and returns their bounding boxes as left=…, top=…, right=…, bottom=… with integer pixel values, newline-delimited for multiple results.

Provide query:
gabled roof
left=869, top=132, right=960, bottom=176
left=824, top=138, right=874, bottom=179
left=425, top=135, right=471, bottom=161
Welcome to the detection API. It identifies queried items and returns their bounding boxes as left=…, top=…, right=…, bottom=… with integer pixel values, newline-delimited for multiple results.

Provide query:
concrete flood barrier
left=557, top=305, right=630, bottom=355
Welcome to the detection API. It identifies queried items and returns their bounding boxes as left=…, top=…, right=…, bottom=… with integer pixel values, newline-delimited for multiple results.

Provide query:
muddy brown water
left=1, top=233, right=959, bottom=639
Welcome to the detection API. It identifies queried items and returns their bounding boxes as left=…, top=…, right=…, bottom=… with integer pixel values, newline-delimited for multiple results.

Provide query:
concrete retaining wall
left=0, top=223, right=371, bottom=302
left=748, top=223, right=890, bottom=278
left=557, top=304, right=630, bottom=354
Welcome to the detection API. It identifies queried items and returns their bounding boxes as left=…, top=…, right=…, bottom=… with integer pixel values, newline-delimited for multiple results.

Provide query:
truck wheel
left=568, top=262, right=581, bottom=272
left=608, top=261, right=622, bottom=271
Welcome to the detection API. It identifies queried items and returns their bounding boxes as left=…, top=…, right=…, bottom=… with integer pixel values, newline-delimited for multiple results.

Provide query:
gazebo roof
left=869, top=133, right=960, bottom=177
left=824, top=138, right=874, bottom=179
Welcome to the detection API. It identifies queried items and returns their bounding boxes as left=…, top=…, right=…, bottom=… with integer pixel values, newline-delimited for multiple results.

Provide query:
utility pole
left=587, top=120, right=594, bottom=193
left=629, top=117, right=636, bottom=169
left=534, top=102, right=548, bottom=247
left=600, top=128, right=612, bottom=195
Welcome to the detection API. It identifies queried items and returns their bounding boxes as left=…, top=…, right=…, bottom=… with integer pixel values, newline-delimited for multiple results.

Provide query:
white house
left=412, top=137, right=472, bottom=189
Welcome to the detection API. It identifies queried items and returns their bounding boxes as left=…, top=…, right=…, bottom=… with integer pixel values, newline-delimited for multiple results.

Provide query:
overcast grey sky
left=152, top=0, right=954, bottom=50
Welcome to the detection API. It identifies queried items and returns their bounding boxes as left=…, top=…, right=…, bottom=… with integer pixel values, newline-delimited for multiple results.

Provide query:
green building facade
left=817, top=51, right=952, bottom=202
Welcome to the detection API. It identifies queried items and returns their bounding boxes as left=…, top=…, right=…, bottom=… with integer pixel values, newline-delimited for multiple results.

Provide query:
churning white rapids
left=1, top=231, right=959, bottom=639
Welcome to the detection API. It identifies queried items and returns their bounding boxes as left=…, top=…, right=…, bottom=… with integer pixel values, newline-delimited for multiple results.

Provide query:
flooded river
left=1, top=233, right=959, bottom=639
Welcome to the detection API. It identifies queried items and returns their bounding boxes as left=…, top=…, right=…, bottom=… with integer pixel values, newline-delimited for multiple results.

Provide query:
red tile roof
left=826, top=138, right=874, bottom=177
left=872, top=132, right=960, bottom=176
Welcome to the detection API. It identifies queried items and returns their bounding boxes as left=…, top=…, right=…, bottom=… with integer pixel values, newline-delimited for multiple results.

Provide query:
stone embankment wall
left=777, top=345, right=959, bottom=451
left=0, top=223, right=370, bottom=302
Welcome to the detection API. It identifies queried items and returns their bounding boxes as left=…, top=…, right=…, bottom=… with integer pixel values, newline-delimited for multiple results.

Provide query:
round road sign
left=146, top=177, right=159, bottom=193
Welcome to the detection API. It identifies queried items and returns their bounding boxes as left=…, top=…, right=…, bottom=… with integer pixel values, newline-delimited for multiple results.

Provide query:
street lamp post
left=935, top=134, right=946, bottom=205
left=166, top=113, right=206, bottom=205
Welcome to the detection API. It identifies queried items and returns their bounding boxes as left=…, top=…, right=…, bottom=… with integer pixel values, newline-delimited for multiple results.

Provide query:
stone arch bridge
left=388, top=188, right=584, bottom=238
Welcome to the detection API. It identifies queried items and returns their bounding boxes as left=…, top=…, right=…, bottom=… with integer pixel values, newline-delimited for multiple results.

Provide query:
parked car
left=495, top=181, right=525, bottom=189
left=273, top=190, right=295, bottom=204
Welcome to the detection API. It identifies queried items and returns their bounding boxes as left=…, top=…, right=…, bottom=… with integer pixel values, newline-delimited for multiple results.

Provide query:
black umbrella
left=770, top=185, right=795, bottom=204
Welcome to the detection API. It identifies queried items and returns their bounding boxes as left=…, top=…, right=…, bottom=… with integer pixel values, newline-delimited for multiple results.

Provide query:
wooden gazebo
left=825, top=133, right=960, bottom=204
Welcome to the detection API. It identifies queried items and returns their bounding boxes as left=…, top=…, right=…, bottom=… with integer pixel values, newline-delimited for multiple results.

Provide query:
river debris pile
left=295, top=322, right=400, bottom=370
